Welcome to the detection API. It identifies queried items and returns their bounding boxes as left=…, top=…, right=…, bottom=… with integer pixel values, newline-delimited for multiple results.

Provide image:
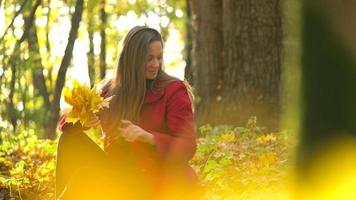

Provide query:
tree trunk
left=45, top=0, right=52, bottom=92
left=190, top=0, right=223, bottom=125
left=5, top=0, right=38, bottom=132
left=184, top=0, right=193, bottom=84
left=8, top=58, right=18, bottom=132
left=0, top=0, right=29, bottom=42
left=190, top=0, right=282, bottom=129
left=45, top=0, right=51, bottom=53
left=221, top=0, right=282, bottom=128
left=45, top=0, right=84, bottom=139
left=99, top=0, right=107, bottom=80
left=298, top=0, right=356, bottom=178
left=18, top=71, right=28, bottom=127
left=27, top=0, right=51, bottom=111
left=87, top=18, right=96, bottom=87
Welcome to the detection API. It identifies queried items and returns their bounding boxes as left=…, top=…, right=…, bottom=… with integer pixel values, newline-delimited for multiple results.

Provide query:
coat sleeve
left=150, top=83, right=196, bottom=163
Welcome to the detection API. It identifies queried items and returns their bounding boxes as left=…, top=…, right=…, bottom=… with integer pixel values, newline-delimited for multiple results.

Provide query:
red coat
left=102, top=81, right=197, bottom=188
left=60, top=80, right=197, bottom=192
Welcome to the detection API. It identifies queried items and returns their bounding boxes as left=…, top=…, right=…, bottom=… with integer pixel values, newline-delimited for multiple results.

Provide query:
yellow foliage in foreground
left=3, top=122, right=356, bottom=199
left=294, top=137, right=356, bottom=200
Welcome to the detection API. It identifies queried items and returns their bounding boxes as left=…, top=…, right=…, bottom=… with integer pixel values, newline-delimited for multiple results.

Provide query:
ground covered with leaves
left=0, top=118, right=294, bottom=199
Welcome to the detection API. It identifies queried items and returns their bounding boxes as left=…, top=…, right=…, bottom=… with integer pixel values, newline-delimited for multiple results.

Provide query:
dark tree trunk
left=27, top=0, right=51, bottom=110
left=45, top=0, right=54, bottom=94
left=45, top=0, right=84, bottom=139
left=5, top=0, right=38, bottom=132
left=87, top=18, right=96, bottom=87
left=18, top=71, right=28, bottom=127
left=190, top=0, right=224, bottom=125
left=0, top=0, right=29, bottom=42
left=184, top=0, right=193, bottom=84
left=298, top=0, right=356, bottom=179
left=8, top=58, right=18, bottom=132
left=190, top=0, right=282, bottom=129
left=99, top=0, right=107, bottom=80
left=7, top=35, right=23, bottom=134
left=45, top=0, right=52, bottom=53
left=221, top=0, right=282, bottom=128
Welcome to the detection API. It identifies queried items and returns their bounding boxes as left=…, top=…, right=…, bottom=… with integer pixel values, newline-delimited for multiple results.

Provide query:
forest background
left=1, top=0, right=356, bottom=199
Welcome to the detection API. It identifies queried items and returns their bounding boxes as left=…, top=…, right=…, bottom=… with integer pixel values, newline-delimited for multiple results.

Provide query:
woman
left=56, top=26, right=198, bottom=200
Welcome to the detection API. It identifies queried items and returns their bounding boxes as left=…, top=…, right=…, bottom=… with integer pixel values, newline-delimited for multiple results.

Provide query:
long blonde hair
left=103, top=26, right=179, bottom=130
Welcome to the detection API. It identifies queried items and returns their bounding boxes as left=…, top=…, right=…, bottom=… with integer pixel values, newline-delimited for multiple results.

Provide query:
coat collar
left=142, top=78, right=180, bottom=104
left=143, top=78, right=167, bottom=104
left=143, top=88, right=165, bottom=104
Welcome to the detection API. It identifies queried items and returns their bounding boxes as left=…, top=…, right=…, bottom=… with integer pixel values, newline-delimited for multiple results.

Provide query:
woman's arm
left=107, top=82, right=196, bottom=162
left=150, top=83, right=196, bottom=163
left=117, top=120, right=156, bottom=145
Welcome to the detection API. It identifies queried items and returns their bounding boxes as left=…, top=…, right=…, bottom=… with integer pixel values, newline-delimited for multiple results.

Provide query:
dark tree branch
left=45, top=0, right=52, bottom=52
left=87, top=18, right=96, bottom=87
left=8, top=59, right=17, bottom=132
left=99, top=0, right=107, bottom=80
left=26, top=0, right=51, bottom=110
left=184, top=0, right=193, bottom=84
left=4, top=0, right=41, bottom=132
left=0, top=0, right=29, bottom=42
left=45, top=0, right=84, bottom=139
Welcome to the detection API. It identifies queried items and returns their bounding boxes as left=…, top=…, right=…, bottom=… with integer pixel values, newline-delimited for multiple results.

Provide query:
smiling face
left=145, top=41, right=163, bottom=80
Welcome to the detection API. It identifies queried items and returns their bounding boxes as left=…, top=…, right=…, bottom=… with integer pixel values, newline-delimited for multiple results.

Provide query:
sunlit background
left=0, top=0, right=186, bottom=110
left=2, top=0, right=356, bottom=199
left=1, top=1, right=295, bottom=199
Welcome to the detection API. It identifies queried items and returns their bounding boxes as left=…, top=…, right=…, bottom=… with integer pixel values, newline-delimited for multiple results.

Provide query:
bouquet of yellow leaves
left=63, top=81, right=111, bottom=128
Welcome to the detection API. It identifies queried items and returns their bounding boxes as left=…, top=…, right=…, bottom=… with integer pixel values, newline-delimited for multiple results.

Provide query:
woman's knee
left=57, top=131, right=88, bottom=152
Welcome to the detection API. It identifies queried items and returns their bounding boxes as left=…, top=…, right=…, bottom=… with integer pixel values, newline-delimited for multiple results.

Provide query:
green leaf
left=204, top=160, right=217, bottom=173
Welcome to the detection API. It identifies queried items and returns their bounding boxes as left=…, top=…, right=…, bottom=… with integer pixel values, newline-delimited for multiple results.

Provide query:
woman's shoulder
left=164, top=80, right=194, bottom=101
left=164, top=79, right=195, bottom=111
left=165, top=80, right=185, bottom=91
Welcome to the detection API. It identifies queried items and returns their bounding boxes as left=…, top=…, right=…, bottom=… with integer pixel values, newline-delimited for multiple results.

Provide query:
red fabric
left=58, top=112, right=68, bottom=131
left=139, top=81, right=197, bottom=179
left=59, top=80, right=198, bottom=193
left=104, top=81, right=197, bottom=186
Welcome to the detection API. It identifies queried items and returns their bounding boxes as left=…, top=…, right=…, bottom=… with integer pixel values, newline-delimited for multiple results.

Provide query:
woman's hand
left=117, top=120, right=155, bottom=145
